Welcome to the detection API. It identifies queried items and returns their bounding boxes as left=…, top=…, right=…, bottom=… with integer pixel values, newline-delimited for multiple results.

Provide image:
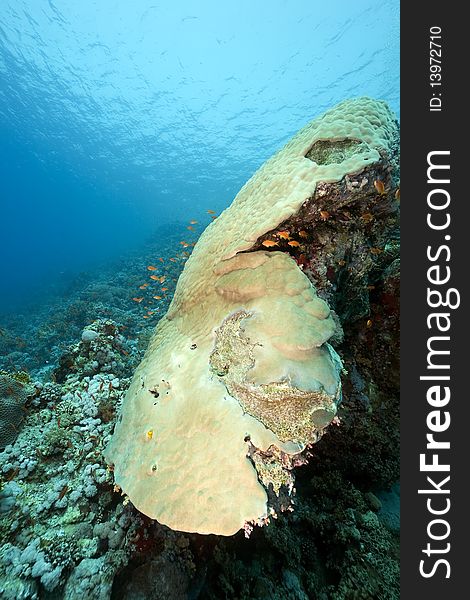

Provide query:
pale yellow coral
left=105, top=97, right=398, bottom=535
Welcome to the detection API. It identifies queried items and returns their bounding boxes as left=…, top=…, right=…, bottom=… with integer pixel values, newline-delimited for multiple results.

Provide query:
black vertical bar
left=401, top=3, right=466, bottom=597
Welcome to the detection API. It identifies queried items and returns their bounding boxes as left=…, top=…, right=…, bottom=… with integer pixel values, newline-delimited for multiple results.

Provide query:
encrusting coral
left=105, top=97, right=399, bottom=536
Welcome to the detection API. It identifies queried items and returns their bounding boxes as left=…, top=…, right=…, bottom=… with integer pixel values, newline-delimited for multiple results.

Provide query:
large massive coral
left=105, top=97, right=399, bottom=536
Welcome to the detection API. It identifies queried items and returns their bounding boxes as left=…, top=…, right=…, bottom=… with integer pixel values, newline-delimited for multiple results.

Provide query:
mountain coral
left=106, top=97, right=399, bottom=536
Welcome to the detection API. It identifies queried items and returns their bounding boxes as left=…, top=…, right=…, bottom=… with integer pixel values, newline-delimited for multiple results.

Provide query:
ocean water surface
left=1, top=0, right=398, bottom=318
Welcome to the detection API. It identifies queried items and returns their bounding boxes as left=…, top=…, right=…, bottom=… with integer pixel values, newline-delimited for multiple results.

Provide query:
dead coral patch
left=305, top=138, right=369, bottom=165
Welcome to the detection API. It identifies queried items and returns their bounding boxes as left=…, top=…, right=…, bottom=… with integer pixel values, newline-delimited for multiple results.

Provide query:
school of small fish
left=130, top=200, right=391, bottom=323
left=130, top=215, right=213, bottom=320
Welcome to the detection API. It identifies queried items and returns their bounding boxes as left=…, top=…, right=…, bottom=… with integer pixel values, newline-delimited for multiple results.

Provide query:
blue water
left=0, top=0, right=399, bottom=314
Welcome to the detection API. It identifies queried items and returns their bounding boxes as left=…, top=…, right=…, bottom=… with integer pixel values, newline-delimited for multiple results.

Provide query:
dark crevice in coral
left=243, top=153, right=399, bottom=326
left=245, top=440, right=299, bottom=517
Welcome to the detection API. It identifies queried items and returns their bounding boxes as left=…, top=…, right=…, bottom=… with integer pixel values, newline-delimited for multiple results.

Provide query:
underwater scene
left=0, top=1, right=399, bottom=599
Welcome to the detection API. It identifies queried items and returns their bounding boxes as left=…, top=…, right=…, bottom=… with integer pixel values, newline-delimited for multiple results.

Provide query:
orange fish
left=161, top=287, right=168, bottom=291
left=211, top=215, right=217, bottom=220
left=169, top=258, right=176, bottom=262
left=277, top=231, right=290, bottom=240
left=207, top=210, right=215, bottom=214
left=132, top=297, right=144, bottom=303
left=374, top=180, right=385, bottom=195
left=320, top=210, right=330, bottom=221
left=139, top=284, right=149, bottom=289
left=153, top=295, right=162, bottom=300
left=298, top=230, right=308, bottom=238
left=262, top=240, right=278, bottom=248
left=150, top=275, right=159, bottom=280
left=147, top=265, right=157, bottom=271
left=288, top=240, right=300, bottom=247
left=190, top=220, right=198, bottom=224
left=143, top=315, right=149, bottom=319
left=158, top=258, right=164, bottom=262
left=159, top=276, right=166, bottom=283
left=187, top=226, right=194, bottom=231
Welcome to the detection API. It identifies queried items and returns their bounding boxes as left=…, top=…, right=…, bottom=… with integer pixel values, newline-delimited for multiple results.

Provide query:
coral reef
left=106, top=97, right=399, bottom=537
left=0, top=320, right=167, bottom=599
left=0, top=99, right=400, bottom=598
left=0, top=225, right=190, bottom=377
